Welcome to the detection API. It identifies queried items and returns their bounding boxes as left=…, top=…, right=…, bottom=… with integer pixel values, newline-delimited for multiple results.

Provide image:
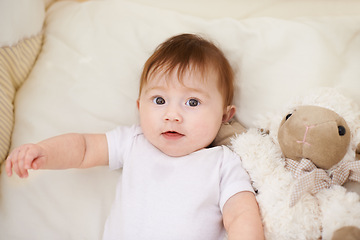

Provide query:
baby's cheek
left=195, top=121, right=221, bottom=141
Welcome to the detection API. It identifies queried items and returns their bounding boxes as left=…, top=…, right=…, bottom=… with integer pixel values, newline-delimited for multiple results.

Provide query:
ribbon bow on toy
left=285, top=158, right=360, bottom=207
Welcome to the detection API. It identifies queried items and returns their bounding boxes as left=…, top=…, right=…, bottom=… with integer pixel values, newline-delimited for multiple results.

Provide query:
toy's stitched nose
left=296, top=125, right=315, bottom=145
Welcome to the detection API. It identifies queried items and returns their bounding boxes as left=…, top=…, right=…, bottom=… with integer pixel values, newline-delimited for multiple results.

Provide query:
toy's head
left=278, top=105, right=351, bottom=170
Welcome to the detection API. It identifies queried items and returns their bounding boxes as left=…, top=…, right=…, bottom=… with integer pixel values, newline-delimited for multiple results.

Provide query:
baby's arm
left=223, top=191, right=264, bottom=240
left=5, top=133, right=108, bottom=178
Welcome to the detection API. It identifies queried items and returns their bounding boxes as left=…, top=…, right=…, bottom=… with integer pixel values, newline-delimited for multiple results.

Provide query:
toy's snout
left=295, top=124, right=315, bottom=146
left=278, top=105, right=350, bottom=170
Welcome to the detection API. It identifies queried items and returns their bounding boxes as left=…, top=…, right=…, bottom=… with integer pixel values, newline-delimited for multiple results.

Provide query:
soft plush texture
left=232, top=88, right=360, bottom=240
left=1, top=0, right=360, bottom=239
left=278, top=105, right=351, bottom=170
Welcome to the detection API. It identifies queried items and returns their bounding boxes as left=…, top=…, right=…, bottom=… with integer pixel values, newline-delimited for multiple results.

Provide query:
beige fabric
left=0, top=33, right=43, bottom=164
left=211, top=120, right=246, bottom=147
left=285, top=158, right=360, bottom=207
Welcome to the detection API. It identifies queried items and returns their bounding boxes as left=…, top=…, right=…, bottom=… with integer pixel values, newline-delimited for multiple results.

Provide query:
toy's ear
left=211, top=119, right=246, bottom=146
left=356, top=143, right=360, bottom=160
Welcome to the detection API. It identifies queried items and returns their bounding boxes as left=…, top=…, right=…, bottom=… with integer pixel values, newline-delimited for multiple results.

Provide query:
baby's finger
left=11, top=147, right=28, bottom=178
left=5, top=155, right=13, bottom=177
left=16, top=162, right=29, bottom=178
left=12, top=159, right=23, bottom=178
left=31, top=157, right=43, bottom=170
left=9, top=148, right=21, bottom=177
left=23, top=145, right=41, bottom=169
left=14, top=148, right=30, bottom=178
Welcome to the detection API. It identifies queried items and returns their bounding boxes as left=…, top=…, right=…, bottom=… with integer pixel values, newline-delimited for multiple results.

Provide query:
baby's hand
left=5, top=144, right=46, bottom=178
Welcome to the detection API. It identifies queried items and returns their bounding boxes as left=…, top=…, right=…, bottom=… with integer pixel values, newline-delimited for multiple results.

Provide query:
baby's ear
left=222, top=105, right=236, bottom=123
left=136, top=99, right=140, bottom=109
left=356, top=143, right=360, bottom=160
left=211, top=119, right=246, bottom=147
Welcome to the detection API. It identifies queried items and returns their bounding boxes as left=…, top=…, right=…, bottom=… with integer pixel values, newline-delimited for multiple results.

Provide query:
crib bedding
left=0, top=0, right=45, bottom=165
left=1, top=0, right=360, bottom=239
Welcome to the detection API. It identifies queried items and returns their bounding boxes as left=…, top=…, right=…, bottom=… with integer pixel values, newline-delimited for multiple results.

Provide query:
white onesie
left=103, top=125, right=254, bottom=240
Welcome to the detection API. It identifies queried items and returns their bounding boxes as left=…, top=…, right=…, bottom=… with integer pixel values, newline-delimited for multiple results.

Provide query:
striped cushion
left=0, top=33, right=43, bottom=163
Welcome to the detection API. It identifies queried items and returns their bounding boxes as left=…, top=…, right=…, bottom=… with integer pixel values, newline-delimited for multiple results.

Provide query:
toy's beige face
left=278, top=105, right=350, bottom=169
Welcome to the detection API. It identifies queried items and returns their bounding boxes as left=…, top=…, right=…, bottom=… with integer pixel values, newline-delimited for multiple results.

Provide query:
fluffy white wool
left=232, top=88, right=360, bottom=239
left=232, top=129, right=322, bottom=239
left=317, top=186, right=360, bottom=239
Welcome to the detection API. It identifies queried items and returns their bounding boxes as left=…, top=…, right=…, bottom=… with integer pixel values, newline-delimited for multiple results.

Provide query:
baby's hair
left=139, top=33, right=234, bottom=108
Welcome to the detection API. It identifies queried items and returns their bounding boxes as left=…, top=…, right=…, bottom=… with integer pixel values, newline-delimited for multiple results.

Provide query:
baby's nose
left=164, top=108, right=183, bottom=123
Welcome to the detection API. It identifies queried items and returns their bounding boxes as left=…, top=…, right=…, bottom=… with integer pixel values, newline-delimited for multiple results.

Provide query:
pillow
left=0, top=0, right=44, bottom=164
left=0, top=34, right=43, bottom=164
left=1, top=1, right=360, bottom=239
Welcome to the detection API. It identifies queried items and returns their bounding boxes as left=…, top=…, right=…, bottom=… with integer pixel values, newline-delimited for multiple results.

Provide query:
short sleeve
left=219, top=147, right=255, bottom=212
left=106, top=125, right=141, bottom=170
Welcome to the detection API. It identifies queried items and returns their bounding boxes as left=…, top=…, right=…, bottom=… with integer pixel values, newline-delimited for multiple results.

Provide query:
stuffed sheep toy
left=232, top=88, right=360, bottom=240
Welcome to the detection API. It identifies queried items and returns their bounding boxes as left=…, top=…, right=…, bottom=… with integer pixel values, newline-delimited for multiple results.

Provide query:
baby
left=6, top=34, right=264, bottom=240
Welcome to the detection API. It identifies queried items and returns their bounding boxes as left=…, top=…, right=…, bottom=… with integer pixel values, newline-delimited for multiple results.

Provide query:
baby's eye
left=153, top=96, right=165, bottom=105
left=186, top=98, right=200, bottom=107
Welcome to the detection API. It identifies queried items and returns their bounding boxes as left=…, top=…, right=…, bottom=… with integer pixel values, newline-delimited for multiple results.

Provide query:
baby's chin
left=158, top=145, right=205, bottom=157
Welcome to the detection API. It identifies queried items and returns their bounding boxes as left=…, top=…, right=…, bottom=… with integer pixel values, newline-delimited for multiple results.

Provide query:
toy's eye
left=153, top=97, right=165, bottom=105
left=338, top=126, right=346, bottom=136
left=186, top=98, right=200, bottom=107
left=285, top=113, right=292, bottom=120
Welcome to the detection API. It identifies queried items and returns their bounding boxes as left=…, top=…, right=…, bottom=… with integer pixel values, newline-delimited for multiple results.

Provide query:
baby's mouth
left=162, top=131, right=184, bottom=139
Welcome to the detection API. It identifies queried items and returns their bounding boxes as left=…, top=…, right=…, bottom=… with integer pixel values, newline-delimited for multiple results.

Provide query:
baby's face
left=137, top=68, right=225, bottom=157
